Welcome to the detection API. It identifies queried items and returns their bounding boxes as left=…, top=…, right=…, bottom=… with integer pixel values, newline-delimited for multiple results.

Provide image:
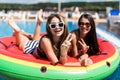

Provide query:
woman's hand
left=78, top=38, right=89, bottom=54
left=60, top=33, right=73, bottom=64
left=79, top=54, right=93, bottom=66
left=60, top=33, right=73, bottom=57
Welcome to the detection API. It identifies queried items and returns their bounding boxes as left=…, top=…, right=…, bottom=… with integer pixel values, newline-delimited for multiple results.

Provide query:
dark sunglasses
left=49, top=22, right=64, bottom=29
left=79, top=22, right=91, bottom=28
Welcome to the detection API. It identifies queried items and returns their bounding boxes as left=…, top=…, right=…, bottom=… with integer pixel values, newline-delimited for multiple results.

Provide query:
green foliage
left=0, top=2, right=119, bottom=11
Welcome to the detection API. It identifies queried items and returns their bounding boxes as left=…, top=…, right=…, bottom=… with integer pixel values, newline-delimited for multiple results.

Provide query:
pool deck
left=0, top=17, right=107, bottom=23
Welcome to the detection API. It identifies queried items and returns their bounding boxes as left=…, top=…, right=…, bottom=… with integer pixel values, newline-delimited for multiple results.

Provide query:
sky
left=0, top=0, right=119, bottom=4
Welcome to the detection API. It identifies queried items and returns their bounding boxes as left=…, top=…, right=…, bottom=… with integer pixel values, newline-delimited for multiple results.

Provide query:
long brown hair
left=74, top=13, right=100, bottom=56
left=45, top=14, right=68, bottom=57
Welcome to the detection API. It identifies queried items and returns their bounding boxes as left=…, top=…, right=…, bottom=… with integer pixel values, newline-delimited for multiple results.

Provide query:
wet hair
left=75, top=13, right=100, bottom=56
left=45, top=14, right=68, bottom=57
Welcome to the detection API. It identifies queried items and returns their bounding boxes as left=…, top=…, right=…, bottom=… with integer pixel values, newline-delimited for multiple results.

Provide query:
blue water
left=0, top=21, right=78, bottom=37
left=0, top=21, right=120, bottom=80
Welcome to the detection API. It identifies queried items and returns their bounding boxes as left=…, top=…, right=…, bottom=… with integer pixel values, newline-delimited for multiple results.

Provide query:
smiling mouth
left=54, top=28, right=62, bottom=33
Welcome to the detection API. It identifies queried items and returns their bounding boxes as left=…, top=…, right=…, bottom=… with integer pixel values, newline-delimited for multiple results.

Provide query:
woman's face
left=49, top=17, right=64, bottom=37
left=79, top=17, right=91, bottom=36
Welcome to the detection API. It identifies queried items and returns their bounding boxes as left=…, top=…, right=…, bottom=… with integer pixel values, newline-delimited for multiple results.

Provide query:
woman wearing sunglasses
left=33, top=13, right=74, bottom=65
left=8, top=9, right=74, bottom=65
left=71, top=13, right=100, bottom=66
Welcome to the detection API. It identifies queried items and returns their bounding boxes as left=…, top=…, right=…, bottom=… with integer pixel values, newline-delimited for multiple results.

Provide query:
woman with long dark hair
left=71, top=13, right=100, bottom=66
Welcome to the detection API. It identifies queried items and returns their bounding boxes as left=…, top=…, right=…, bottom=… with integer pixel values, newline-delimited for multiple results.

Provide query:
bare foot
left=8, top=17, right=20, bottom=32
left=37, top=9, right=44, bottom=24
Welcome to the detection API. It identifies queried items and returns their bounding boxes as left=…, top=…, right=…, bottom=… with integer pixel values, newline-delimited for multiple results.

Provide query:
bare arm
left=60, top=33, right=73, bottom=64
left=40, top=37, right=59, bottom=65
left=71, top=33, right=78, bottom=57
left=64, top=62, right=81, bottom=66
left=78, top=38, right=89, bottom=54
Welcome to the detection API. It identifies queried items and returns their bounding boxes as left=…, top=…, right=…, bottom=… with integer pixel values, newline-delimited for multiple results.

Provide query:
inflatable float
left=0, top=36, right=120, bottom=80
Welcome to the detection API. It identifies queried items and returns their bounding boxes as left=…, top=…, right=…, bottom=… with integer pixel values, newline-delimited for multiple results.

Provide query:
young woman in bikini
left=8, top=9, right=93, bottom=66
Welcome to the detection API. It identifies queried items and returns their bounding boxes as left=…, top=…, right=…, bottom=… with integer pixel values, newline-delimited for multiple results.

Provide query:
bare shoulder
left=41, top=37, right=51, bottom=44
left=71, top=32, right=76, bottom=39
left=40, top=36, right=53, bottom=51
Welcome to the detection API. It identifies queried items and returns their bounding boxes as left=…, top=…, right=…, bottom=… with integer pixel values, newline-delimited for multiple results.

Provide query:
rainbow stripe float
left=0, top=36, right=120, bottom=80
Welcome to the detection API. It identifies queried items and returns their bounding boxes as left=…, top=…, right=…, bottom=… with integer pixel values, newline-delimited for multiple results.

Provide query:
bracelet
left=60, top=55, right=67, bottom=57
left=60, top=53, right=67, bottom=57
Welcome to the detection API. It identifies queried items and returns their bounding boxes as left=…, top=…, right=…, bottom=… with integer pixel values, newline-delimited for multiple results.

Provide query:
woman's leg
left=8, top=17, right=29, bottom=51
left=32, top=9, right=43, bottom=40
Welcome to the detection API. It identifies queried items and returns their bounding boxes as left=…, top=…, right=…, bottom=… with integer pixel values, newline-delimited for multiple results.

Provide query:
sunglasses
left=79, top=22, right=91, bottom=28
left=49, top=22, right=64, bottom=29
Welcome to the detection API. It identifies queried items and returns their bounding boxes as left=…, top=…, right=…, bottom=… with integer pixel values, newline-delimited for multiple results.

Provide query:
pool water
left=0, top=21, right=78, bottom=37
left=0, top=21, right=120, bottom=80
